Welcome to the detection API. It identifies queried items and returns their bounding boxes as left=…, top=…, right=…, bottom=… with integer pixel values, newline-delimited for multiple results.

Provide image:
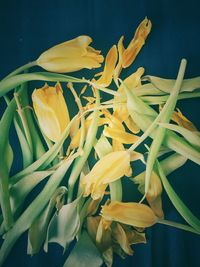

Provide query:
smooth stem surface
left=67, top=90, right=100, bottom=203
left=2, top=61, right=37, bottom=80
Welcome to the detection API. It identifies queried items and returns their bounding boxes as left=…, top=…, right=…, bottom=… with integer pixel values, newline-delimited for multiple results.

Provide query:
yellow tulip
left=37, top=35, right=104, bottom=73
left=32, top=83, right=70, bottom=142
left=81, top=151, right=131, bottom=199
left=101, top=201, right=157, bottom=228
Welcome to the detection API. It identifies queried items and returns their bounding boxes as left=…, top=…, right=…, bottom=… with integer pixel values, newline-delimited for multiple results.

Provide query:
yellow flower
left=32, top=83, right=70, bottom=142
left=81, top=151, right=131, bottom=199
left=101, top=201, right=157, bottom=228
left=37, top=36, right=104, bottom=73
left=122, top=17, right=152, bottom=68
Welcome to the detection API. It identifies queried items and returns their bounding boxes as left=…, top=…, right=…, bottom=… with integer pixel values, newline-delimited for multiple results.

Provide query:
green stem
left=67, top=90, right=100, bottom=203
left=2, top=61, right=37, bottom=80
left=109, top=180, right=122, bottom=202
left=157, top=219, right=200, bottom=235
left=0, top=72, right=85, bottom=97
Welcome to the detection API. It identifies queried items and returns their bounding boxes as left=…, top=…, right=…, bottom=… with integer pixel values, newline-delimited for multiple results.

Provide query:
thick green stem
left=2, top=61, right=37, bottom=80
left=0, top=72, right=84, bottom=97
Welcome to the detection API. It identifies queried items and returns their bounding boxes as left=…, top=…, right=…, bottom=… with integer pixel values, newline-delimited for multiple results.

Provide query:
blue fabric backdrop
left=0, top=0, right=200, bottom=267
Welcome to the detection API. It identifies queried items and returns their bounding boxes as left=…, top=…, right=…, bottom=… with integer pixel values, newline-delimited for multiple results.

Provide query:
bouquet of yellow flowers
left=0, top=18, right=200, bottom=267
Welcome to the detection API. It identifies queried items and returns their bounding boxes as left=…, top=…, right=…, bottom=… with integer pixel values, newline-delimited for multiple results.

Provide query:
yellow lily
left=113, top=36, right=125, bottom=85
left=32, top=83, right=70, bottom=142
left=81, top=151, right=131, bottom=200
left=37, top=35, right=104, bottom=73
left=122, top=17, right=152, bottom=68
left=94, top=45, right=118, bottom=87
left=101, top=201, right=157, bottom=228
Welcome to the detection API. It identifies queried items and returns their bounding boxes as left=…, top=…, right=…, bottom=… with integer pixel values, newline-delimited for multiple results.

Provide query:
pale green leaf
left=63, top=231, right=103, bottom=267
left=27, top=186, right=67, bottom=255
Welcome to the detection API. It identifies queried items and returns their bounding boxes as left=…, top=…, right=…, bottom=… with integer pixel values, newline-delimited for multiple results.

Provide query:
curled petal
left=122, top=18, right=152, bottom=68
left=95, top=45, right=118, bottom=87
left=103, top=126, right=140, bottom=144
left=114, top=36, right=125, bottom=84
left=101, top=201, right=157, bottom=228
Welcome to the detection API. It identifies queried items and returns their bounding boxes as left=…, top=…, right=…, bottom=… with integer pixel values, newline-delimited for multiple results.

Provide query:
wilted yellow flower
left=122, top=17, right=152, bottom=68
left=94, top=45, right=118, bottom=87
left=32, top=83, right=70, bottom=142
left=101, top=201, right=157, bottom=228
left=81, top=151, right=131, bottom=199
left=37, top=35, right=104, bottom=73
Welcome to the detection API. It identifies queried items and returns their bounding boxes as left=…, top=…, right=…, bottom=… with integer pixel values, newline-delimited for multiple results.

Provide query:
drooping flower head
left=37, top=36, right=104, bottom=73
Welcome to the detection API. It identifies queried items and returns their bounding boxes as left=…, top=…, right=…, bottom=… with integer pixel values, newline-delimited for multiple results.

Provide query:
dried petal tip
left=122, top=17, right=152, bottom=68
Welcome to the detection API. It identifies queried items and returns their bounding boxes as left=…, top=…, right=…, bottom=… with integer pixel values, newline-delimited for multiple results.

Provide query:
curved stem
left=2, top=61, right=37, bottom=80
left=157, top=219, right=200, bottom=235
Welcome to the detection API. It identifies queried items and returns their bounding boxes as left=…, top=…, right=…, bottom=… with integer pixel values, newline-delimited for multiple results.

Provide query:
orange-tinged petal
left=114, top=36, right=125, bottom=84
left=95, top=45, right=118, bottom=87
left=37, top=35, right=104, bottom=73
left=32, top=83, right=70, bottom=142
left=103, top=126, right=140, bottom=144
left=101, top=201, right=157, bottom=228
left=122, top=18, right=152, bottom=68
left=172, top=108, right=198, bottom=131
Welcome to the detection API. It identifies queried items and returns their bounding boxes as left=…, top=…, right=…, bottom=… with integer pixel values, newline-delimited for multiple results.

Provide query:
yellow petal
left=101, top=201, right=157, bottom=228
left=113, top=68, right=144, bottom=121
left=172, top=108, right=198, bottom=131
left=95, top=45, right=118, bottom=87
left=37, top=35, right=104, bottom=73
left=134, top=171, right=164, bottom=218
left=112, top=223, right=133, bottom=255
left=103, top=126, right=140, bottom=144
left=124, top=116, right=140, bottom=134
left=114, top=36, right=125, bottom=85
left=122, top=18, right=152, bottom=68
left=32, top=83, right=70, bottom=142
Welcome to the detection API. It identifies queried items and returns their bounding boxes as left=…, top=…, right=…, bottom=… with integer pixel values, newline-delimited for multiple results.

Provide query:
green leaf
left=13, top=115, right=33, bottom=168
left=0, top=156, right=75, bottom=266
left=142, top=75, right=200, bottom=93
left=156, top=160, right=200, bottom=233
left=10, top=115, right=78, bottom=184
left=44, top=196, right=81, bottom=252
left=159, top=123, right=200, bottom=148
left=10, top=170, right=54, bottom=215
left=27, top=186, right=67, bottom=255
left=144, top=59, right=187, bottom=194
left=0, top=98, right=16, bottom=230
left=124, top=68, right=200, bottom=165
left=63, top=231, right=103, bottom=267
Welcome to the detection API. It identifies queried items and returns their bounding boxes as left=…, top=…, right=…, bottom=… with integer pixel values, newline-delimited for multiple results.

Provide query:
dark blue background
left=0, top=0, right=200, bottom=267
